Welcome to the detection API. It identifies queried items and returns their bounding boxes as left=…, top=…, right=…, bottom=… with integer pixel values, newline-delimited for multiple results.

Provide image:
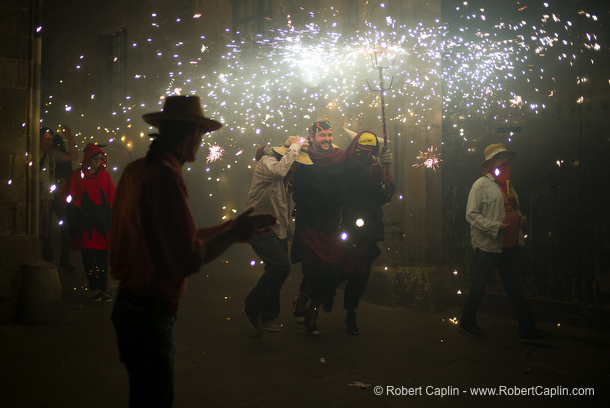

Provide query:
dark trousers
left=112, top=298, right=177, bottom=408
left=461, top=247, right=536, bottom=335
left=245, top=231, right=291, bottom=319
left=341, top=271, right=371, bottom=311
left=302, top=259, right=342, bottom=305
left=81, top=248, right=108, bottom=291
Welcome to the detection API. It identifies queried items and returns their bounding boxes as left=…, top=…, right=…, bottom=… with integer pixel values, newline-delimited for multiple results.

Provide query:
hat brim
left=142, top=112, right=223, bottom=131
left=481, top=151, right=516, bottom=167
left=273, top=146, right=313, bottom=165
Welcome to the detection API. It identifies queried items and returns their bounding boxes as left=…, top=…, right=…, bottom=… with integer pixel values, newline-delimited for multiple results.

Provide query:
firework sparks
left=39, top=2, right=606, bottom=220
left=412, top=146, right=442, bottom=170
left=206, top=145, right=224, bottom=163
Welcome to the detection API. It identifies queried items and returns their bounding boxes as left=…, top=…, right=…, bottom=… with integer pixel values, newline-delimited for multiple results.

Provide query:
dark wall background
left=441, top=0, right=610, bottom=328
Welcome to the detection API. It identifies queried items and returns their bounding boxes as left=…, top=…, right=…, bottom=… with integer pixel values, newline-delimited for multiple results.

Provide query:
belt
left=117, top=288, right=178, bottom=317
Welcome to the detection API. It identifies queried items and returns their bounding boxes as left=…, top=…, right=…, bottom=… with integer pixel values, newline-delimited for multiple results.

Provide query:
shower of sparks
left=38, top=2, right=606, bottom=219
left=206, top=144, right=224, bottom=163
left=412, top=146, right=442, bottom=170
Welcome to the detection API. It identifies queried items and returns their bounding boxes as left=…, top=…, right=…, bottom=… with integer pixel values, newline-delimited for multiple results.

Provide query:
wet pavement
left=1, top=249, right=609, bottom=407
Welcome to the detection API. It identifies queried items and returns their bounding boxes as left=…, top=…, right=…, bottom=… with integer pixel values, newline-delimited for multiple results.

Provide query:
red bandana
left=484, top=161, right=515, bottom=207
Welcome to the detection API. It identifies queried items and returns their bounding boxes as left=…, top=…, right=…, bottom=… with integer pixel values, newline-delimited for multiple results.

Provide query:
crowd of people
left=39, top=95, right=551, bottom=407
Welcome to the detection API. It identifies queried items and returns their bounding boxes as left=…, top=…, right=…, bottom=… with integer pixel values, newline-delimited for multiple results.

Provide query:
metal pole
left=378, top=66, right=388, bottom=147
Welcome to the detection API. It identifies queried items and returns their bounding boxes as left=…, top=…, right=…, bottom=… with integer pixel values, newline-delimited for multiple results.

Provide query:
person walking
left=459, top=143, right=552, bottom=343
left=242, top=136, right=310, bottom=334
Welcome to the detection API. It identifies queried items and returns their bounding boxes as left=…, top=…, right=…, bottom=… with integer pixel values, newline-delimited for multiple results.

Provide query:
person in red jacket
left=61, top=143, right=115, bottom=302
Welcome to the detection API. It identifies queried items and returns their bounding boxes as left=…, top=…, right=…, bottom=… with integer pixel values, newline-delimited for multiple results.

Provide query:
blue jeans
left=245, top=231, right=290, bottom=319
left=460, top=247, right=536, bottom=335
left=111, top=298, right=177, bottom=408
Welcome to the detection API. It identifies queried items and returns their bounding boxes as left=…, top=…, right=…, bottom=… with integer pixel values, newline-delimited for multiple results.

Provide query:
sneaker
left=307, top=326, right=322, bottom=337
left=520, top=330, right=552, bottom=343
left=304, top=306, right=321, bottom=337
left=260, top=318, right=281, bottom=332
left=345, top=310, right=360, bottom=336
left=101, top=290, right=112, bottom=303
left=293, top=295, right=307, bottom=324
left=458, top=323, right=487, bottom=338
left=91, top=290, right=102, bottom=302
left=242, top=307, right=263, bottom=335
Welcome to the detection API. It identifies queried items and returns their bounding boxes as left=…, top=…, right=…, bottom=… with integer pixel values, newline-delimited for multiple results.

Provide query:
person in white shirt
left=242, top=136, right=310, bottom=334
left=459, top=143, right=552, bottom=343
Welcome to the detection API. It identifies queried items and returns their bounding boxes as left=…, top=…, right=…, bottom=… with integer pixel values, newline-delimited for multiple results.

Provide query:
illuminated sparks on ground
left=412, top=146, right=442, bottom=170
left=206, top=144, right=224, bottom=163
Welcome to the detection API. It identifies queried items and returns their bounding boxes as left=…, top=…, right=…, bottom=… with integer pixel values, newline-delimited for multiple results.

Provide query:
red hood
left=81, top=143, right=107, bottom=173
left=345, top=130, right=379, bottom=165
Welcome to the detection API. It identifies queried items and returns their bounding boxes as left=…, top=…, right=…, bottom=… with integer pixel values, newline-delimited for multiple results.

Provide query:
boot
left=293, top=293, right=307, bottom=324
left=304, top=301, right=322, bottom=336
left=345, top=309, right=360, bottom=335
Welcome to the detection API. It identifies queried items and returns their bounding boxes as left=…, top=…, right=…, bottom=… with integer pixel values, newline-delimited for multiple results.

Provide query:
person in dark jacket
left=337, top=130, right=394, bottom=334
left=290, top=122, right=392, bottom=336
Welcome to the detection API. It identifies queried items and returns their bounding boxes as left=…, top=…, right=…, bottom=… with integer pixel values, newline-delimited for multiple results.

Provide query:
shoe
left=293, top=295, right=307, bottom=324
left=520, top=330, right=552, bottom=343
left=458, top=323, right=487, bottom=338
left=101, top=290, right=112, bottom=303
left=304, top=304, right=322, bottom=337
left=242, top=307, right=263, bottom=335
left=91, top=290, right=102, bottom=302
left=345, top=309, right=360, bottom=335
left=260, top=318, right=281, bottom=332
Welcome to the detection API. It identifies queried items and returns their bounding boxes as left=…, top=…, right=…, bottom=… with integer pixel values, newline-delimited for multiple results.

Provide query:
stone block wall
left=0, top=0, right=41, bottom=323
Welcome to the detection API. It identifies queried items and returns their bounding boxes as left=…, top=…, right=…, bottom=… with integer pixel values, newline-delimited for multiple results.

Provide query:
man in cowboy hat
left=110, top=95, right=276, bottom=407
left=459, top=143, right=551, bottom=343
left=242, top=136, right=309, bottom=334
left=290, top=120, right=392, bottom=336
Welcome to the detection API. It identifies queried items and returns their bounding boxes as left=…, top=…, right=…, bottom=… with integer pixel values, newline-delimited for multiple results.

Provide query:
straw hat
left=481, top=143, right=516, bottom=167
left=142, top=95, right=222, bottom=131
left=273, top=137, right=313, bottom=165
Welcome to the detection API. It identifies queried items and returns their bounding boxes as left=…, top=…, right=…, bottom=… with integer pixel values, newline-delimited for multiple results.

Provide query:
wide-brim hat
left=273, top=137, right=313, bottom=165
left=142, top=95, right=222, bottom=131
left=481, top=143, right=516, bottom=167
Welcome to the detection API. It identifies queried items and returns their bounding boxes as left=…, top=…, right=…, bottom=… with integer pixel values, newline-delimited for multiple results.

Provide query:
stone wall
left=0, top=0, right=41, bottom=323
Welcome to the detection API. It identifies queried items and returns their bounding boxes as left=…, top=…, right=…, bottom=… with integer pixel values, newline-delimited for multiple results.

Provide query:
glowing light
left=412, top=146, right=442, bottom=170
left=341, top=232, right=348, bottom=241
left=250, top=260, right=256, bottom=266
left=356, top=218, right=364, bottom=227
left=66, top=195, right=72, bottom=204
left=494, top=168, right=500, bottom=177
left=206, top=145, right=224, bottom=163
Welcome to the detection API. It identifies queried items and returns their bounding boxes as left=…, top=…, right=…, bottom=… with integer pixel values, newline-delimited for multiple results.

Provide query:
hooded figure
left=62, top=143, right=115, bottom=250
left=342, top=130, right=392, bottom=244
left=335, top=130, right=395, bottom=335
left=61, top=143, right=115, bottom=301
